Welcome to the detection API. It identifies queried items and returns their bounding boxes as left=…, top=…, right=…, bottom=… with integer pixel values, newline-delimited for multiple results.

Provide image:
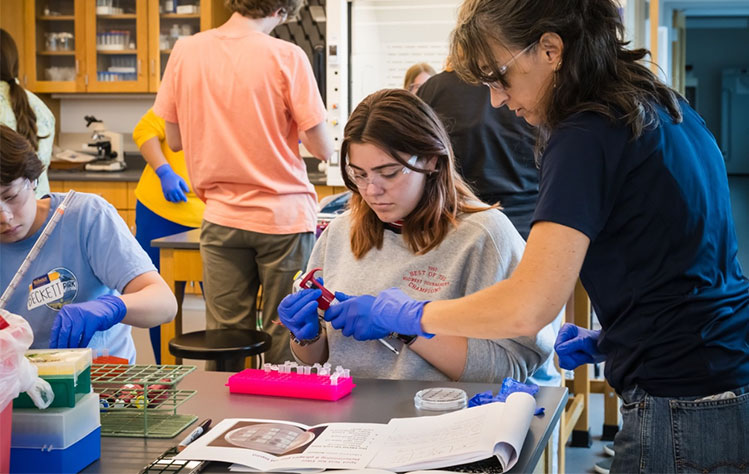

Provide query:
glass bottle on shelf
left=157, top=1, right=201, bottom=79
left=95, top=0, right=137, bottom=83
left=34, top=0, right=78, bottom=85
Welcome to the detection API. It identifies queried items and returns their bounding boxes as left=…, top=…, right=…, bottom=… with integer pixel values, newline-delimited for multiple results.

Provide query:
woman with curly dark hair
left=325, top=1, right=749, bottom=471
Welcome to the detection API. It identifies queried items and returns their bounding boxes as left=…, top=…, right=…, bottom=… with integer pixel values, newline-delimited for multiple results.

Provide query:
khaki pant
left=200, top=220, right=314, bottom=370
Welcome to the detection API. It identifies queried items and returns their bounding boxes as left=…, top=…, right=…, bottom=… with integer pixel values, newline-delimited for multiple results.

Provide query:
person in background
left=403, top=62, right=436, bottom=94
left=154, top=0, right=334, bottom=368
left=0, top=125, right=176, bottom=362
left=132, top=108, right=205, bottom=364
left=417, top=67, right=538, bottom=239
left=323, top=0, right=749, bottom=471
left=0, top=29, right=54, bottom=199
left=278, top=89, right=560, bottom=387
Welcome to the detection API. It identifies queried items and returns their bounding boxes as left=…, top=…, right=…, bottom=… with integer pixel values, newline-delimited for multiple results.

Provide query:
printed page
left=368, top=392, right=536, bottom=472
left=176, top=418, right=390, bottom=472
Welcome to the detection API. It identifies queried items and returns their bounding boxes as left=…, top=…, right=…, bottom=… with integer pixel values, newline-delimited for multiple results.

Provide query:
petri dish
left=414, top=387, right=467, bottom=411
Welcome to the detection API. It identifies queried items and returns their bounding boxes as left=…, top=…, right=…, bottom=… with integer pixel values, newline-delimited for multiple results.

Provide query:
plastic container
left=414, top=387, right=467, bottom=411
left=226, top=365, right=355, bottom=401
left=11, top=391, right=100, bottom=449
left=10, top=426, right=101, bottom=474
left=14, top=349, right=92, bottom=409
left=1, top=402, right=11, bottom=474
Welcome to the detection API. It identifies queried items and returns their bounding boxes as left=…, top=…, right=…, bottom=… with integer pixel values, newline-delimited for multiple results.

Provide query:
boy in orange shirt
left=154, top=0, right=333, bottom=367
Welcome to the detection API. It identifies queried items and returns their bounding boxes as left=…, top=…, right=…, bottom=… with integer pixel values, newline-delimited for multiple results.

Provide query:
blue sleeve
left=532, top=113, right=630, bottom=240
left=82, top=196, right=156, bottom=293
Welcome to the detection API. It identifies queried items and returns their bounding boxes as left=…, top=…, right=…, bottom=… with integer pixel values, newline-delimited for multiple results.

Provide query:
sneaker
left=594, top=457, right=612, bottom=474
left=603, top=442, right=615, bottom=457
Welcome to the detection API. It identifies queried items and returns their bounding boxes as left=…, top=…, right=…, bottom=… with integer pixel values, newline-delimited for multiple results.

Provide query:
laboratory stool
left=168, top=329, right=272, bottom=372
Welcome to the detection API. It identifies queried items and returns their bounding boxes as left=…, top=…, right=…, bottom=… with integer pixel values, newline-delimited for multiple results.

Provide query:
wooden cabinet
left=84, top=0, right=149, bottom=92
left=49, top=180, right=137, bottom=234
left=23, top=0, right=229, bottom=93
left=23, top=0, right=86, bottom=92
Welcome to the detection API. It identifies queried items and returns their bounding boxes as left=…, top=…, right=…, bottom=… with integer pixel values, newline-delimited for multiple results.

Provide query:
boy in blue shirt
left=0, top=125, right=176, bottom=362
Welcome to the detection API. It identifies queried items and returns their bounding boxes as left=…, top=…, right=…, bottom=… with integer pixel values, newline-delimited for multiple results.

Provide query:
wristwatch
left=392, top=333, right=417, bottom=346
left=291, top=320, right=323, bottom=346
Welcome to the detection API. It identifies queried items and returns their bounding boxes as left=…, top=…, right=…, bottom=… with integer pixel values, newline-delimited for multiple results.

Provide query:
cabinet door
left=24, top=0, right=86, bottom=92
left=147, top=0, right=213, bottom=92
left=85, top=0, right=148, bottom=92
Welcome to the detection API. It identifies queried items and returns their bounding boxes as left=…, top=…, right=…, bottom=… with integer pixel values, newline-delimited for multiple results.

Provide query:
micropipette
left=0, top=191, right=76, bottom=310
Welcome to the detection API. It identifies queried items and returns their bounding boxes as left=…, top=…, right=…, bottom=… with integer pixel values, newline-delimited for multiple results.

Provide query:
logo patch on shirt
left=27, top=267, right=78, bottom=311
left=401, top=265, right=451, bottom=294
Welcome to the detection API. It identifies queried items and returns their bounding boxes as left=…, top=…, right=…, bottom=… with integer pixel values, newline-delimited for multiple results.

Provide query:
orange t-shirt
left=153, top=14, right=325, bottom=234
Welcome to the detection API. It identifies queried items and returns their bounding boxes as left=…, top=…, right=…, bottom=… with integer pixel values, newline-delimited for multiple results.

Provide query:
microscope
left=83, top=115, right=126, bottom=172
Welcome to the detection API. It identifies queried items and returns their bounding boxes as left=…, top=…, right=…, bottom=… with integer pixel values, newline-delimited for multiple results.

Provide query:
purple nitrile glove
left=554, top=323, right=606, bottom=370
left=155, top=163, right=189, bottom=202
left=49, top=294, right=127, bottom=349
left=324, top=288, right=433, bottom=341
left=278, top=288, right=322, bottom=341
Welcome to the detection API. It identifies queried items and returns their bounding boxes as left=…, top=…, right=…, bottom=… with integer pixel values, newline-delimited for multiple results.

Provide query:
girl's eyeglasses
left=346, top=155, right=419, bottom=190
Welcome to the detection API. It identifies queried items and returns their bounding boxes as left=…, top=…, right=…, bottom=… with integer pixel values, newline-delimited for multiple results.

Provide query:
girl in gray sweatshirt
left=278, top=89, right=561, bottom=385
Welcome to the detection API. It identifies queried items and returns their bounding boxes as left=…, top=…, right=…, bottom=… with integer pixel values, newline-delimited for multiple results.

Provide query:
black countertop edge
left=50, top=152, right=330, bottom=186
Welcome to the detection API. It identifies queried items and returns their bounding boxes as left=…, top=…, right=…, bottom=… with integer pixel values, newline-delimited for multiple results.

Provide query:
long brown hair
left=1, top=125, right=44, bottom=186
left=341, top=89, right=494, bottom=258
left=449, top=0, right=682, bottom=156
left=0, top=29, right=42, bottom=151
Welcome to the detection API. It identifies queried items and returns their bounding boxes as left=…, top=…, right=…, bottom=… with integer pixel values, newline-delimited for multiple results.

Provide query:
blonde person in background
left=133, top=108, right=205, bottom=364
left=0, top=29, right=54, bottom=198
left=403, top=62, right=436, bottom=94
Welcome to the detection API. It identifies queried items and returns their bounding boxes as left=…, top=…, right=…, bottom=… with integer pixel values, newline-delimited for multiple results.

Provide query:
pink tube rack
left=226, top=363, right=355, bottom=401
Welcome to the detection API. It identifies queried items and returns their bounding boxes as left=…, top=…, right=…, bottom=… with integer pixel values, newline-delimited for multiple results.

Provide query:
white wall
left=350, top=0, right=460, bottom=107
left=54, top=95, right=155, bottom=152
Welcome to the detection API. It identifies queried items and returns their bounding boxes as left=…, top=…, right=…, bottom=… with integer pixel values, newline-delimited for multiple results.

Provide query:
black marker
left=177, top=418, right=212, bottom=452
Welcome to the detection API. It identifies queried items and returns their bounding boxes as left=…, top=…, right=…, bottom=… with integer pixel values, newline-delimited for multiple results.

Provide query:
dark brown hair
left=224, top=0, right=303, bottom=19
left=1, top=125, right=44, bottom=186
left=0, top=29, right=42, bottom=150
left=341, top=89, right=495, bottom=258
left=449, top=0, right=682, bottom=155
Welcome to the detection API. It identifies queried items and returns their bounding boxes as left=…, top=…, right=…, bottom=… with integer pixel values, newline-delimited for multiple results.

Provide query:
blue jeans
left=611, top=383, right=749, bottom=473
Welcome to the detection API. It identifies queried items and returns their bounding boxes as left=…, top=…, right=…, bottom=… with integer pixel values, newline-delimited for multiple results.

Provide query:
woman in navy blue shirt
left=324, top=0, right=749, bottom=471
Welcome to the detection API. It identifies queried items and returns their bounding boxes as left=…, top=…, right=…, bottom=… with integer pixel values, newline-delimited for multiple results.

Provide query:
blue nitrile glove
left=49, top=294, right=127, bottom=349
left=324, top=288, right=433, bottom=341
left=554, top=323, right=606, bottom=370
left=467, top=378, right=544, bottom=415
left=278, top=288, right=323, bottom=341
left=155, top=163, right=189, bottom=202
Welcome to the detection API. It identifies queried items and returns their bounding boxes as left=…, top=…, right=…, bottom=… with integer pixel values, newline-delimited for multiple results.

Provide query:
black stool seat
left=169, top=330, right=271, bottom=371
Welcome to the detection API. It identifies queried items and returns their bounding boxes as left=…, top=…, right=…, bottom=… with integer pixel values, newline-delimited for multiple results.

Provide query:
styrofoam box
left=11, top=392, right=100, bottom=449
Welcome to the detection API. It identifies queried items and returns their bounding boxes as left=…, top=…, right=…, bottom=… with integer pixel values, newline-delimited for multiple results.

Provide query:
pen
left=177, top=418, right=212, bottom=452
left=379, top=338, right=400, bottom=355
